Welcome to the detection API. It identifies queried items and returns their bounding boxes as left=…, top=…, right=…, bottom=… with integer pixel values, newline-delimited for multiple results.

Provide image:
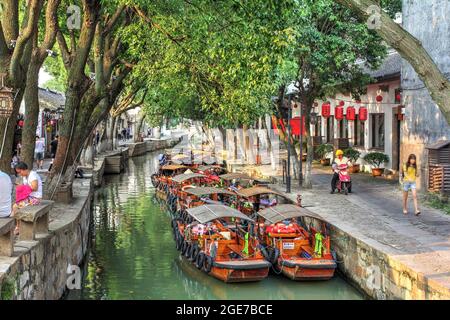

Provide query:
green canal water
left=68, top=153, right=363, bottom=300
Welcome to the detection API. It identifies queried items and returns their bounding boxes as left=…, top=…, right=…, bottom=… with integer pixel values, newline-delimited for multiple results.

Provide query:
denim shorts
left=403, top=181, right=416, bottom=192
left=34, top=152, right=44, bottom=160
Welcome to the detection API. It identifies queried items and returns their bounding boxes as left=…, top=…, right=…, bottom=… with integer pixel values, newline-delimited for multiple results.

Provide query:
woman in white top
left=14, top=162, right=42, bottom=205
left=0, top=170, right=12, bottom=218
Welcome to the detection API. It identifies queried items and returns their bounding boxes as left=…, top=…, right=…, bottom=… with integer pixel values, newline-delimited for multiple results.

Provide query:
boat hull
left=279, top=259, right=336, bottom=281
left=210, top=260, right=271, bottom=283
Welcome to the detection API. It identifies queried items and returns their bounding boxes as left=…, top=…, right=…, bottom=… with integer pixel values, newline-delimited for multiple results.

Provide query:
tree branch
left=36, top=0, right=61, bottom=63
left=103, top=4, right=126, bottom=36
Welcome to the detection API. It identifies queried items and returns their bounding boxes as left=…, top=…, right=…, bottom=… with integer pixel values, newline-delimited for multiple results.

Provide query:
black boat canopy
left=172, top=173, right=206, bottom=183
left=186, top=205, right=254, bottom=224
left=219, top=172, right=251, bottom=181
left=257, top=204, right=324, bottom=224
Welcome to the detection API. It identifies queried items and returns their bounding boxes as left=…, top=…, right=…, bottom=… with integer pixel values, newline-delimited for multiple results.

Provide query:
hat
left=16, top=185, right=32, bottom=203
left=336, top=149, right=344, bottom=156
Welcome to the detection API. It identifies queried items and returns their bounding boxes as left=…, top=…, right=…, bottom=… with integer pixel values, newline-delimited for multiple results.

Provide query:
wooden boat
left=235, top=186, right=293, bottom=217
left=166, top=173, right=208, bottom=212
left=152, top=165, right=189, bottom=200
left=255, top=204, right=336, bottom=281
left=176, top=187, right=237, bottom=214
left=171, top=204, right=271, bottom=283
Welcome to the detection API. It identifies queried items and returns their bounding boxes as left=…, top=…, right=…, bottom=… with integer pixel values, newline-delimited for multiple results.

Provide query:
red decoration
left=335, top=106, right=344, bottom=120
left=290, top=116, right=306, bottom=136
left=321, top=102, right=331, bottom=118
left=339, top=100, right=345, bottom=107
left=346, top=106, right=356, bottom=121
left=376, top=95, right=383, bottom=102
left=359, top=106, right=368, bottom=121
left=18, top=120, right=24, bottom=127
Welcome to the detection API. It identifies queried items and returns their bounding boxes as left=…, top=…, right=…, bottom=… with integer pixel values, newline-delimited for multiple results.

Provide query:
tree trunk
left=134, top=112, right=146, bottom=142
left=21, top=59, right=41, bottom=169
left=0, top=97, right=23, bottom=172
left=303, top=105, right=314, bottom=189
left=336, top=0, right=450, bottom=124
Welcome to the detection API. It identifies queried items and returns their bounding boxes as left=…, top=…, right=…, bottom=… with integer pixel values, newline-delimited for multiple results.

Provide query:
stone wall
left=401, top=0, right=450, bottom=189
left=0, top=179, right=92, bottom=300
left=302, top=217, right=450, bottom=300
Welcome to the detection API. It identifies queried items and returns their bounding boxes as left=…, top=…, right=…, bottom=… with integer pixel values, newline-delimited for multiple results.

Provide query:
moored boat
left=255, top=204, right=336, bottom=281
left=172, top=204, right=271, bottom=283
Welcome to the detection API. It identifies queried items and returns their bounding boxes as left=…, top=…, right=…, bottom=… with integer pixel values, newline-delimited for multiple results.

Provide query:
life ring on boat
left=270, top=247, right=280, bottom=265
left=203, top=255, right=213, bottom=273
left=258, top=245, right=271, bottom=262
left=184, top=243, right=192, bottom=258
left=176, top=235, right=183, bottom=251
left=181, top=241, right=189, bottom=255
left=190, top=244, right=200, bottom=262
left=196, top=252, right=205, bottom=269
left=151, top=174, right=159, bottom=187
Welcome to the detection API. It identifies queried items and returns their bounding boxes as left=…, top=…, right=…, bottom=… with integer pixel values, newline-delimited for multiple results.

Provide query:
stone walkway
left=264, top=165, right=450, bottom=298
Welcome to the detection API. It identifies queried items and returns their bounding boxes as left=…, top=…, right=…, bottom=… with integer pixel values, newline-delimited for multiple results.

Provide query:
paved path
left=268, top=166, right=450, bottom=295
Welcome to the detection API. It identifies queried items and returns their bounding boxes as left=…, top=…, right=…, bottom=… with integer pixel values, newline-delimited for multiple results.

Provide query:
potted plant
left=344, top=148, right=361, bottom=173
left=316, top=144, right=333, bottom=166
left=363, top=152, right=390, bottom=177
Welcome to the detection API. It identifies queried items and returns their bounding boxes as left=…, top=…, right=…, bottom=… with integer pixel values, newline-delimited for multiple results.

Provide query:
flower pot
left=371, top=168, right=384, bottom=177
left=348, top=164, right=360, bottom=174
left=320, top=158, right=330, bottom=166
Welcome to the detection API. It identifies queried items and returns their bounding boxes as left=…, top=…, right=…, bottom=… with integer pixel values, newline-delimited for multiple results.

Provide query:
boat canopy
left=197, top=165, right=224, bottom=171
left=237, top=186, right=284, bottom=198
left=186, top=205, right=254, bottom=224
left=219, top=172, right=251, bottom=181
left=185, top=187, right=235, bottom=197
left=172, top=173, right=206, bottom=183
left=161, top=164, right=187, bottom=171
left=257, top=204, right=324, bottom=224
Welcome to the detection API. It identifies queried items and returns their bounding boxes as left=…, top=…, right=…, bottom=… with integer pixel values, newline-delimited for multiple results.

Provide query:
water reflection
left=68, top=153, right=363, bottom=300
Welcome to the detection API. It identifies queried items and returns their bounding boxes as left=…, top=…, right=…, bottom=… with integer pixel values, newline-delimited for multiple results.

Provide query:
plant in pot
left=316, top=144, right=333, bottom=166
left=363, top=152, right=390, bottom=177
left=344, top=148, right=361, bottom=173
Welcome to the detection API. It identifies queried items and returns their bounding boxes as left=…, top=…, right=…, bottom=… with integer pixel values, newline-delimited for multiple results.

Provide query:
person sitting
left=0, top=169, right=13, bottom=218
left=330, top=149, right=352, bottom=194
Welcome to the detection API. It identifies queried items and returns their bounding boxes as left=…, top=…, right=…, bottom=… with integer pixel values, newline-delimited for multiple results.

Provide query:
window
left=338, top=119, right=348, bottom=138
left=326, top=116, right=334, bottom=143
left=371, top=113, right=385, bottom=149
left=354, top=115, right=365, bottom=146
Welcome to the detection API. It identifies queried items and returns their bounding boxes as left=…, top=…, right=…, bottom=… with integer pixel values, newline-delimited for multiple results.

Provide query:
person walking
left=34, top=136, right=45, bottom=170
left=48, top=135, right=59, bottom=172
left=401, top=154, right=420, bottom=216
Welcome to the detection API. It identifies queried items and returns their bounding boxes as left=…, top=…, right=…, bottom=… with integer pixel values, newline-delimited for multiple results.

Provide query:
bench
left=15, top=200, right=54, bottom=241
left=0, top=218, right=15, bottom=256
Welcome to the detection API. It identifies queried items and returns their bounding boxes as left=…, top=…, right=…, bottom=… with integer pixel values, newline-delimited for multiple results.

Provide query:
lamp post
left=286, top=93, right=292, bottom=193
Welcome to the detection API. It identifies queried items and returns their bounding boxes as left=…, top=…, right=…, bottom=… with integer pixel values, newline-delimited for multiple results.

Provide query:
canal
left=67, top=152, right=363, bottom=300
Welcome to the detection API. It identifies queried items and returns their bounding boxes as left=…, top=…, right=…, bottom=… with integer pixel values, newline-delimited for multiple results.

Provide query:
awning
left=236, top=186, right=284, bottom=198
left=185, top=187, right=235, bottom=197
left=161, top=164, right=187, bottom=171
left=219, top=172, right=251, bottom=181
left=257, top=204, right=324, bottom=224
left=172, top=173, right=206, bottom=183
left=186, top=205, right=254, bottom=224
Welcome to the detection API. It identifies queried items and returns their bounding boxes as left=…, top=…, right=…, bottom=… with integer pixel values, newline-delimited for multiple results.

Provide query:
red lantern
left=376, top=95, right=383, bottom=102
left=321, top=102, right=331, bottom=118
left=18, top=120, right=24, bottom=127
left=359, top=106, right=368, bottom=121
left=346, top=106, right=356, bottom=121
left=335, top=106, right=344, bottom=120
left=339, top=100, right=345, bottom=107
left=290, top=116, right=306, bottom=136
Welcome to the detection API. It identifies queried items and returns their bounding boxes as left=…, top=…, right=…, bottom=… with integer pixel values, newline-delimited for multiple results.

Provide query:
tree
left=0, top=0, right=43, bottom=172
left=284, top=0, right=386, bottom=188
left=21, top=0, right=61, bottom=169
left=336, top=0, right=450, bottom=124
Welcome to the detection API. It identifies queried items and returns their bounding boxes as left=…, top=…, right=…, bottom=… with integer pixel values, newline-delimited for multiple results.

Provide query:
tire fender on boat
left=203, top=255, right=213, bottom=273
left=196, top=252, right=205, bottom=269
left=176, top=235, right=183, bottom=251
left=271, top=247, right=280, bottom=265
left=258, top=245, right=271, bottom=262
left=184, top=243, right=192, bottom=258
left=190, top=244, right=200, bottom=261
